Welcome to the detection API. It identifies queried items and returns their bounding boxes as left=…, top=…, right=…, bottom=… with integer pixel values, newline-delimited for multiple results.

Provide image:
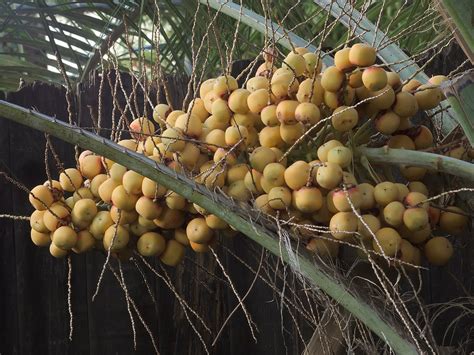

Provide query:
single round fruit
left=205, top=214, right=228, bottom=230
left=30, top=210, right=49, bottom=233
left=89, top=211, right=114, bottom=240
left=374, top=182, right=398, bottom=206
left=52, top=226, right=77, bottom=250
left=332, top=186, right=362, bottom=212
left=160, top=240, right=185, bottom=266
left=292, top=187, right=323, bottom=213
left=50, top=243, right=68, bottom=258
left=414, top=84, right=442, bottom=110
left=161, top=128, right=186, bottom=152
left=43, top=204, right=70, bottom=232
left=263, top=163, right=286, bottom=187
left=362, top=67, right=387, bottom=91
left=283, top=51, right=306, bottom=76
left=59, top=168, right=84, bottom=192
left=375, top=111, right=400, bottom=135
left=407, top=181, right=429, bottom=196
left=327, top=146, right=352, bottom=168
left=71, top=198, right=98, bottom=227
left=383, top=201, right=405, bottom=227
left=439, top=206, right=468, bottom=234
left=31, top=229, right=51, bottom=247
left=280, top=122, right=304, bottom=145
left=284, top=161, right=310, bottom=190
left=424, top=236, right=453, bottom=266
left=404, top=191, right=429, bottom=209
left=392, top=92, right=418, bottom=118
left=387, top=135, right=415, bottom=150
left=403, top=208, right=429, bottom=232
left=296, top=78, right=323, bottom=105
left=154, top=207, right=185, bottom=229
left=321, top=66, right=344, bottom=92
left=227, top=180, right=251, bottom=202
left=80, top=155, right=103, bottom=180
left=334, top=47, right=353, bottom=71
left=186, top=218, right=213, bottom=244
left=103, top=225, right=130, bottom=251
left=316, top=162, right=343, bottom=190
left=228, top=89, right=250, bottom=114
left=332, top=106, right=359, bottom=132
left=357, top=214, right=381, bottom=240
left=73, top=230, right=95, bottom=254
left=137, top=232, right=166, bottom=257
left=130, top=117, right=155, bottom=141
left=317, top=140, right=343, bottom=162
left=295, top=102, right=320, bottom=124
left=268, top=186, right=292, bottom=210
left=329, top=212, right=358, bottom=240
left=111, top=185, right=139, bottom=211
left=29, top=185, right=54, bottom=211
left=373, top=227, right=401, bottom=256
left=413, top=125, right=433, bottom=150
left=358, top=183, right=376, bottom=210
left=135, top=196, right=163, bottom=220
left=349, top=44, right=376, bottom=67
left=142, top=177, right=167, bottom=199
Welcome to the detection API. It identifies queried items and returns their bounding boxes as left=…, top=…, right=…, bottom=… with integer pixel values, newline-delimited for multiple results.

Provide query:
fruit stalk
left=0, top=100, right=417, bottom=355
left=357, top=146, right=474, bottom=182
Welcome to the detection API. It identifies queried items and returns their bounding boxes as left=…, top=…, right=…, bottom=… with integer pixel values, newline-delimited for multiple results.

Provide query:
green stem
left=358, top=147, right=474, bottom=182
left=0, top=100, right=417, bottom=355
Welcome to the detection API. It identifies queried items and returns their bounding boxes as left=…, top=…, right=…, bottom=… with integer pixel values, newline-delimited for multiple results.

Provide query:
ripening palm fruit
left=284, top=161, right=310, bottom=190
left=135, top=196, right=162, bottom=220
left=205, top=129, right=226, bottom=151
left=403, top=224, right=431, bottom=245
left=386, top=71, right=401, bottom=89
left=303, top=52, right=322, bottom=77
left=137, top=232, right=166, bottom=257
left=161, top=127, right=186, bottom=152
left=395, top=183, right=410, bottom=202
left=59, top=168, right=83, bottom=192
left=414, top=84, right=443, bottom=110
left=392, top=92, right=418, bottom=117
left=254, top=194, right=276, bottom=216
left=225, top=125, right=249, bottom=146
left=110, top=205, right=138, bottom=225
left=89, top=211, right=114, bottom=240
left=402, top=79, right=422, bottom=92
left=358, top=183, right=376, bottom=210
left=244, top=169, right=263, bottom=194
left=130, top=117, right=155, bottom=141
left=263, top=163, right=286, bottom=187
left=174, top=113, right=203, bottom=138
left=271, top=72, right=299, bottom=100
left=173, top=229, right=190, bottom=246
left=329, top=212, right=358, bottom=240
left=227, top=180, right=251, bottom=201
left=424, top=237, right=453, bottom=266
left=439, top=206, right=468, bottom=234
left=247, top=89, right=271, bottom=113
left=292, top=187, right=323, bottom=213
left=332, top=106, right=359, bottom=132
left=327, top=146, right=352, bottom=168
left=205, top=214, right=228, bottom=230
left=374, top=182, right=398, bottom=206
left=357, top=214, right=381, bottom=240
left=72, top=230, right=95, bottom=254
left=249, top=146, right=277, bottom=172
left=404, top=191, right=429, bottom=209
left=369, top=85, right=395, bottom=110
left=294, top=102, right=320, bottom=125
left=71, top=198, right=97, bottom=226
left=79, top=155, right=103, bottom=180
left=348, top=70, right=363, bottom=88
left=260, top=105, right=278, bottom=126
left=30, top=229, right=51, bottom=247
left=373, top=227, right=401, bottom=256
left=52, top=226, right=77, bottom=250
left=30, top=210, right=49, bottom=233
left=407, top=182, right=429, bottom=196
left=412, top=125, right=433, bottom=150
left=186, top=218, right=214, bottom=244
left=154, top=207, right=185, bottom=229
left=332, top=186, right=362, bottom=212
left=375, top=111, right=400, bottom=135
left=259, top=126, right=284, bottom=148
left=29, top=185, right=54, bottom=211
left=400, top=166, right=427, bottom=181
left=383, top=201, right=406, bottom=227
left=362, top=67, right=387, bottom=91
left=122, top=170, right=144, bottom=195
left=160, top=240, right=185, bottom=266
left=317, top=140, right=343, bottom=162
left=349, top=43, right=376, bottom=67
left=204, top=115, right=228, bottom=131
left=280, top=122, right=304, bottom=145
left=268, top=186, right=292, bottom=210
left=316, top=162, right=343, bottom=190
left=283, top=51, right=306, bottom=76
left=246, top=76, right=269, bottom=92
left=296, top=78, right=324, bottom=105
left=228, top=88, right=251, bottom=114
left=321, top=66, right=344, bottom=92
left=213, top=75, right=238, bottom=97
left=276, top=100, right=299, bottom=124
left=153, top=103, right=171, bottom=124
left=387, top=135, right=416, bottom=150
left=334, top=47, right=353, bottom=71
left=403, top=207, right=429, bottom=231
left=43, top=204, right=70, bottom=232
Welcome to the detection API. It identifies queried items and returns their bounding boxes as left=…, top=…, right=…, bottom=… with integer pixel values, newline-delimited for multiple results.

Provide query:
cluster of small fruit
left=27, top=44, right=469, bottom=268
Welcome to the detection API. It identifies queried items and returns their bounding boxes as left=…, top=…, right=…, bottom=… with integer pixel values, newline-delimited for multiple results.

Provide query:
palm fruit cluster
left=27, top=44, right=470, bottom=268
